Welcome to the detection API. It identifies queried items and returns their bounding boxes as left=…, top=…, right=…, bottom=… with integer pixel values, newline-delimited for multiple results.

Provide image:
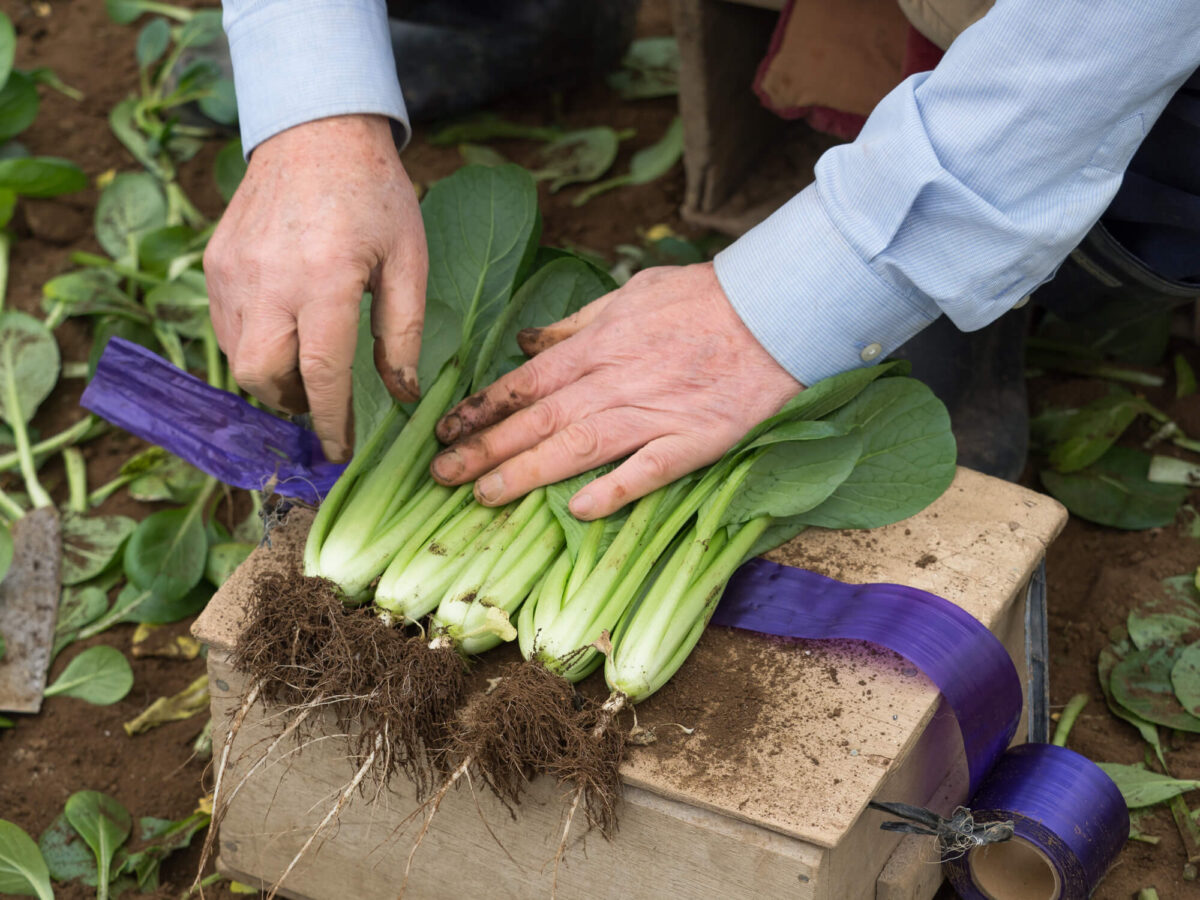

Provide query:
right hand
left=204, top=114, right=428, bottom=463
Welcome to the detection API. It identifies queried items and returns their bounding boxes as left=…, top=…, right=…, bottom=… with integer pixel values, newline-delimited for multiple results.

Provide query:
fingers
left=296, top=295, right=361, bottom=462
left=435, top=338, right=588, bottom=444
left=430, top=382, right=613, bottom=485
left=516, top=292, right=615, bottom=357
left=568, top=434, right=718, bottom=519
left=371, top=223, right=428, bottom=403
left=228, top=310, right=309, bottom=414
left=463, top=408, right=650, bottom=509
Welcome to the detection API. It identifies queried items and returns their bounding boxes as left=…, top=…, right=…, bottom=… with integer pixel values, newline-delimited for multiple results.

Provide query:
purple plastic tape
left=716, top=558, right=1126, bottom=898
left=81, top=338, right=345, bottom=506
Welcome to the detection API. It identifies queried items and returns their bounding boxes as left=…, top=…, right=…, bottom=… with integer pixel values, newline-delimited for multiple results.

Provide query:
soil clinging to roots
left=232, top=569, right=467, bottom=794
left=450, top=660, right=626, bottom=837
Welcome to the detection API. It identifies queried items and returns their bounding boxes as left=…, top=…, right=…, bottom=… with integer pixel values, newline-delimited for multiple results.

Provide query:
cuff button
left=860, top=342, right=883, bottom=362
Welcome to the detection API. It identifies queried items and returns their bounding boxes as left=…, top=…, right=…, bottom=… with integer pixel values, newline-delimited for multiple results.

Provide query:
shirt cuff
left=224, top=0, right=410, bottom=155
left=714, top=185, right=942, bottom=387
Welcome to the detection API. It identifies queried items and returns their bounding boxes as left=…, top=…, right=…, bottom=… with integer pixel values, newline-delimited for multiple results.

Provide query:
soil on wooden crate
left=2, top=1, right=1199, bottom=899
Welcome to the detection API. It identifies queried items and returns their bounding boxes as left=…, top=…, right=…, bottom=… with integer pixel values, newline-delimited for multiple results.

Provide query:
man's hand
left=204, top=114, right=427, bottom=462
left=429, top=263, right=803, bottom=519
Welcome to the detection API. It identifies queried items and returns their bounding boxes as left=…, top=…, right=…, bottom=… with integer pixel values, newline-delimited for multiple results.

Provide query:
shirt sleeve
left=714, top=0, right=1200, bottom=387
left=222, top=0, right=410, bottom=155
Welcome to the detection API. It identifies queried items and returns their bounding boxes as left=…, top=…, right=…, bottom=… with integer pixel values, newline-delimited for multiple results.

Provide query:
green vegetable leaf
left=42, top=269, right=151, bottom=323
left=0, top=188, right=15, bottom=228
left=1111, top=645, right=1200, bottom=733
left=545, top=463, right=620, bottom=561
left=124, top=506, right=208, bottom=605
left=44, top=646, right=134, bottom=704
left=472, top=257, right=611, bottom=390
left=117, top=812, right=209, bottom=891
left=61, top=514, right=137, bottom=585
left=144, top=279, right=209, bottom=337
left=796, top=378, right=956, bottom=529
left=205, top=541, right=253, bottom=588
left=0, top=312, right=60, bottom=427
left=63, top=791, right=132, bottom=900
left=1098, top=640, right=1166, bottom=768
left=127, top=453, right=206, bottom=504
left=572, top=117, right=683, bottom=206
left=0, top=156, right=85, bottom=198
left=1040, top=446, right=1188, bottom=530
left=1127, top=575, right=1200, bottom=651
left=53, top=585, right=110, bottom=656
left=0, top=520, right=11, bottom=583
left=1096, top=763, right=1200, bottom=808
left=1171, top=641, right=1200, bottom=718
left=535, top=127, right=619, bottom=192
left=721, top=432, right=862, bottom=525
left=38, top=812, right=98, bottom=886
left=135, top=18, right=170, bottom=68
left=177, top=11, right=224, bottom=49
left=607, top=36, right=680, bottom=100
left=95, top=172, right=168, bottom=260
left=0, top=12, right=15, bottom=89
left=108, top=99, right=163, bottom=178
left=350, top=294, right=401, bottom=454
left=1046, top=390, right=1144, bottom=473
left=0, top=819, right=55, bottom=900
left=117, top=578, right=210, bottom=625
left=214, top=139, right=246, bottom=203
left=198, top=77, right=237, bottom=125
left=416, top=164, right=540, bottom=391
left=0, top=71, right=38, bottom=144
left=428, top=114, right=561, bottom=145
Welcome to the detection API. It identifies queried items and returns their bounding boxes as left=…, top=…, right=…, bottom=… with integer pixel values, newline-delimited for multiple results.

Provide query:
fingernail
left=431, top=450, right=463, bottom=482
left=516, top=327, right=543, bottom=356
left=439, top=414, right=463, bottom=443
left=476, top=472, right=504, bottom=504
left=397, top=365, right=420, bottom=401
left=321, top=439, right=349, bottom=464
left=569, top=492, right=596, bottom=519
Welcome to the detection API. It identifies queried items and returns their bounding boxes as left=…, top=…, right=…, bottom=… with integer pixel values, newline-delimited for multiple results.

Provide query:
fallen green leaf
left=0, top=819, right=55, bottom=900
left=95, top=172, right=167, bottom=261
left=1111, top=645, right=1200, bottom=733
left=124, top=505, right=208, bottom=605
left=1098, top=763, right=1200, bottom=808
left=1046, top=391, right=1144, bottom=473
left=1171, top=641, right=1200, bottom=718
left=428, top=113, right=561, bottom=145
left=123, top=674, right=209, bottom=736
left=572, top=116, right=683, bottom=206
left=607, top=36, right=680, bottom=99
left=61, top=513, right=137, bottom=585
left=1128, top=575, right=1200, bottom=651
left=44, top=646, right=134, bottom=705
left=205, top=541, right=253, bottom=588
left=1098, top=640, right=1166, bottom=767
left=535, top=127, right=619, bottom=192
left=64, top=791, right=131, bottom=900
left=1039, top=446, right=1189, bottom=530
left=38, top=812, right=98, bottom=886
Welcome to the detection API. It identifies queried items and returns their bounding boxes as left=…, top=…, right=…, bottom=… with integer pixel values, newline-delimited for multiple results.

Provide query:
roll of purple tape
left=716, top=558, right=1126, bottom=899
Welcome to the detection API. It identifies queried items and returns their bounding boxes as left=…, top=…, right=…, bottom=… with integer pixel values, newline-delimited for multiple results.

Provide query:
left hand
left=429, top=263, right=804, bottom=519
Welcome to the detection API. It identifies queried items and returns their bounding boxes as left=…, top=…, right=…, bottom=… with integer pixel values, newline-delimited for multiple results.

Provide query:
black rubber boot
left=889, top=308, right=1032, bottom=482
left=386, top=0, right=640, bottom=122
left=1032, top=219, right=1200, bottom=331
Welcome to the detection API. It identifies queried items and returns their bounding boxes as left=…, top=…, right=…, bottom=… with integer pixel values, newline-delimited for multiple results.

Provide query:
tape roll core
left=969, top=838, right=1061, bottom=900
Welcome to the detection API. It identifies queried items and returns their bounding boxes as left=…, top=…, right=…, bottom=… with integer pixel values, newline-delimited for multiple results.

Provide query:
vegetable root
left=266, top=732, right=385, bottom=900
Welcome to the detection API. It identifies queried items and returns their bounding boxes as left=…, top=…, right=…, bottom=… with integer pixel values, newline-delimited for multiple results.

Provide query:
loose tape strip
left=82, top=338, right=344, bottom=506
left=716, top=560, right=1126, bottom=900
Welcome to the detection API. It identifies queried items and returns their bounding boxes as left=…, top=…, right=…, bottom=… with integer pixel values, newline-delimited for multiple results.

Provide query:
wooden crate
left=193, top=467, right=1066, bottom=899
left=674, top=0, right=839, bottom=236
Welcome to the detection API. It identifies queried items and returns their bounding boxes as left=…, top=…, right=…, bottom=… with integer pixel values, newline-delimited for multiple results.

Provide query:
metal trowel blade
left=0, top=507, right=62, bottom=713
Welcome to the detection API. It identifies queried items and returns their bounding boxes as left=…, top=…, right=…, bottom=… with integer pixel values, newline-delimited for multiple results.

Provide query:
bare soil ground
left=1, top=1, right=1197, bottom=898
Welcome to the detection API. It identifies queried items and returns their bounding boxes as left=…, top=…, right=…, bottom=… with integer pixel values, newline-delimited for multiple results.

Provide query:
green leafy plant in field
left=0, top=10, right=87, bottom=305
left=38, top=789, right=209, bottom=897
left=0, top=819, right=54, bottom=900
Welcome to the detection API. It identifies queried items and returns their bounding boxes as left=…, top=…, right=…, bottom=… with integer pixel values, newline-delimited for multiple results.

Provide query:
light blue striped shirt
left=223, top=0, right=1200, bottom=387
